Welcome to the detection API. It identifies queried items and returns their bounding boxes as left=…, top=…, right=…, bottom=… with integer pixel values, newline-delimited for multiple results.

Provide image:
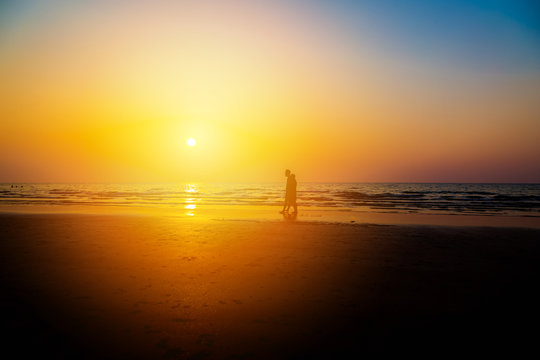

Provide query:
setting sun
left=186, top=138, right=197, bottom=147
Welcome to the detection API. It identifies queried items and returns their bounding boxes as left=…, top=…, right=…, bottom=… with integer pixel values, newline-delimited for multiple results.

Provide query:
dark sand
left=1, top=214, right=539, bottom=358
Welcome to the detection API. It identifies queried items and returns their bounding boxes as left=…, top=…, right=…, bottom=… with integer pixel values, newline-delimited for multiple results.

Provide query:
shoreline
left=1, top=204, right=539, bottom=229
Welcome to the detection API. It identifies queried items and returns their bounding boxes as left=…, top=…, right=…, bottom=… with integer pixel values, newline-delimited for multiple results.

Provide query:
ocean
left=1, top=183, right=539, bottom=217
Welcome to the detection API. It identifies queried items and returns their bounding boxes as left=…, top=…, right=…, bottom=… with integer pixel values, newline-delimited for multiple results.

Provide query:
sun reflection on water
left=184, top=184, right=199, bottom=216
left=184, top=184, right=199, bottom=194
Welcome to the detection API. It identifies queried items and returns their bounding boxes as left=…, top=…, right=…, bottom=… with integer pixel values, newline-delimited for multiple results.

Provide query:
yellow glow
left=0, top=1, right=538, bottom=183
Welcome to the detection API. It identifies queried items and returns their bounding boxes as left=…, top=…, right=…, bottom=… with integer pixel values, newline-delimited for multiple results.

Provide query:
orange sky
left=1, top=0, right=539, bottom=183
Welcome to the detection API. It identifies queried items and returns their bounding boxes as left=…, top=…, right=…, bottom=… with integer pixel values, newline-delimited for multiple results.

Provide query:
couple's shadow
left=281, top=212, right=297, bottom=221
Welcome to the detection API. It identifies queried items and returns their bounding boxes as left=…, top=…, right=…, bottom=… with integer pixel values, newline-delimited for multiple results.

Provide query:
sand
left=1, top=213, right=539, bottom=358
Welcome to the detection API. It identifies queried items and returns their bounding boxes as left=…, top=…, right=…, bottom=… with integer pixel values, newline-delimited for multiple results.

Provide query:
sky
left=1, top=0, right=539, bottom=183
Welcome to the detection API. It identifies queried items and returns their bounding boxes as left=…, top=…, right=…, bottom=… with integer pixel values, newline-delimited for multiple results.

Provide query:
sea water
left=1, top=183, right=539, bottom=217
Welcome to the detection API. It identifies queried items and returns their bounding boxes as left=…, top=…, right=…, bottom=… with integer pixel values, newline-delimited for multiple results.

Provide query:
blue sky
left=318, top=0, right=540, bottom=70
left=2, top=0, right=539, bottom=71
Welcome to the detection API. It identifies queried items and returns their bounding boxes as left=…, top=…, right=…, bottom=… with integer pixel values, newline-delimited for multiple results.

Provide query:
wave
left=403, top=190, right=497, bottom=195
left=336, top=191, right=425, bottom=200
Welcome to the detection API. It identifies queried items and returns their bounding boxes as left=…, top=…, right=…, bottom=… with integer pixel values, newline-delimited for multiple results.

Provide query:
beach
left=3, top=0, right=540, bottom=357
left=1, top=211, right=539, bottom=358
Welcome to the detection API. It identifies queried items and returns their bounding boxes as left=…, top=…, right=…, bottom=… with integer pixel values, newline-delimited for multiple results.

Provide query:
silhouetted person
left=280, top=169, right=291, bottom=213
left=287, top=174, right=297, bottom=214
left=280, top=169, right=297, bottom=215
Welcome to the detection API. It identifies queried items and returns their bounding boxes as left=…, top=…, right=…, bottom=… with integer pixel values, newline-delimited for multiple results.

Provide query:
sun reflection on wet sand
left=184, top=203, right=196, bottom=216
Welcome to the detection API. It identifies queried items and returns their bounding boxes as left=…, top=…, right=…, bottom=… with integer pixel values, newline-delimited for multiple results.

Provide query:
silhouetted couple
left=280, top=169, right=297, bottom=216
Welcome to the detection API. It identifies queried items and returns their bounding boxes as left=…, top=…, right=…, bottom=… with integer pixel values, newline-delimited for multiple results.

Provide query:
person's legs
left=280, top=199, right=289, bottom=213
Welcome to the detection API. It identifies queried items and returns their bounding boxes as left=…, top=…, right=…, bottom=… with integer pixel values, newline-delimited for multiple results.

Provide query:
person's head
left=285, top=169, right=291, bottom=177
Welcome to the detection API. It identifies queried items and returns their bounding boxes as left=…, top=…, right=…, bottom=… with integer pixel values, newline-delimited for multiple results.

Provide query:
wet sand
left=3, top=204, right=540, bottom=228
left=1, top=213, right=539, bottom=358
